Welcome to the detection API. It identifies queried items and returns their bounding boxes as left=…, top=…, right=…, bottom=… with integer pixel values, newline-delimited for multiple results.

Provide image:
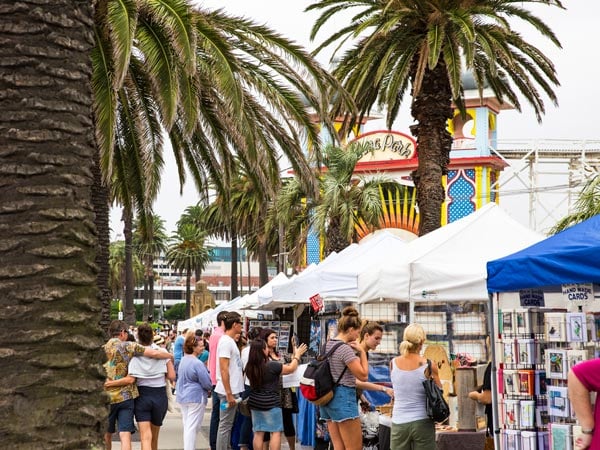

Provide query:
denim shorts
left=107, top=398, right=136, bottom=433
left=319, top=385, right=359, bottom=423
left=252, top=407, right=284, bottom=432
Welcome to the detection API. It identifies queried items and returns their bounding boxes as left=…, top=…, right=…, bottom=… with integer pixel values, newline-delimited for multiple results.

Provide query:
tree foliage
left=308, top=0, right=563, bottom=234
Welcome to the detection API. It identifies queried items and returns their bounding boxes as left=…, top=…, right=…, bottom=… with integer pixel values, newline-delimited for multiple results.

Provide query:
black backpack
left=299, top=341, right=348, bottom=406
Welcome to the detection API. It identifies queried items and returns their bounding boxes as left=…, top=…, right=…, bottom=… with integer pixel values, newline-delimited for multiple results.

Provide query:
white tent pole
left=487, top=292, right=500, bottom=450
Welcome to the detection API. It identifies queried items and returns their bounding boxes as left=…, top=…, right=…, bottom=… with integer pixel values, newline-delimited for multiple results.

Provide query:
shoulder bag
left=423, top=359, right=450, bottom=423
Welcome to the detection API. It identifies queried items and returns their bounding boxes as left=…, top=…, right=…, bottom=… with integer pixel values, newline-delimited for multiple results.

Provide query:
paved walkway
left=109, top=403, right=311, bottom=450
left=109, top=404, right=208, bottom=450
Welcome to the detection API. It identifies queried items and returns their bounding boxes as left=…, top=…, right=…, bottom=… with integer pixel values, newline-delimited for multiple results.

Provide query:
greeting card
left=517, top=339, right=535, bottom=365
left=548, top=386, right=570, bottom=418
left=505, top=399, right=521, bottom=428
left=566, top=349, right=589, bottom=372
left=503, top=429, right=522, bottom=450
left=566, top=312, right=587, bottom=343
left=535, top=370, right=547, bottom=395
left=550, top=423, right=572, bottom=450
left=520, top=400, right=536, bottom=428
left=545, top=312, right=567, bottom=342
left=546, top=349, right=568, bottom=380
left=518, top=370, right=535, bottom=396
left=521, top=431, right=537, bottom=450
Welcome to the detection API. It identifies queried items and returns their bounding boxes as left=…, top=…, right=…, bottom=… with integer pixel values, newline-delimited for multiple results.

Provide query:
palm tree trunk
left=325, top=217, right=348, bottom=255
left=410, top=63, right=453, bottom=236
left=0, top=1, right=105, bottom=445
left=247, top=257, right=251, bottom=291
left=148, top=271, right=155, bottom=321
left=92, top=146, right=111, bottom=335
left=123, top=207, right=136, bottom=324
left=258, top=239, right=268, bottom=286
left=186, top=268, right=192, bottom=318
left=142, top=278, right=149, bottom=320
left=231, top=235, right=239, bottom=299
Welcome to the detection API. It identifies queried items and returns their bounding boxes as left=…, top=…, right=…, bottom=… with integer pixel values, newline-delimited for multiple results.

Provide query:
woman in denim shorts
left=319, top=306, right=369, bottom=450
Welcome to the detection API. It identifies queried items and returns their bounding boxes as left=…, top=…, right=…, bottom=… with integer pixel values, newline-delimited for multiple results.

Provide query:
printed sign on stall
left=309, top=293, right=323, bottom=312
left=561, top=283, right=594, bottom=302
left=519, top=289, right=545, bottom=307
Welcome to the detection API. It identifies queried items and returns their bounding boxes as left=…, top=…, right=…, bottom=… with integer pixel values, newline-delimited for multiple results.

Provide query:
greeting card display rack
left=497, top=308, right=600, bottom=450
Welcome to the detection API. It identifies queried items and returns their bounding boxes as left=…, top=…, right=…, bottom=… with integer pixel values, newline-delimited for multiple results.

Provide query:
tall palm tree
left=134, top=214, right=168, bottom=321
left=308, top=0, right=563, bottom=235
left=166, top=223, right=213, bottom=318
left=275, top=142, right=409, bottom=264
left=92, top=0, right=195, bottom=331
left=92, top=1, right=351, bottom=329
left=551, top=176, right=600, bottom=234
left=0, top=1, right=106, bottom=446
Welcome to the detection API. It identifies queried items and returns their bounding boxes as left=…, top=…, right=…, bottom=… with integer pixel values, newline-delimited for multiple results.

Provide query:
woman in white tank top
left=390, top=324, right=442, bottom=450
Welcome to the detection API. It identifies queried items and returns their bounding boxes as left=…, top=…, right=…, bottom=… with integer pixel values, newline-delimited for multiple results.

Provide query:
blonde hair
left=399, top=323, right=426, bottom=356
left=337, top=306, right=362, bottom=333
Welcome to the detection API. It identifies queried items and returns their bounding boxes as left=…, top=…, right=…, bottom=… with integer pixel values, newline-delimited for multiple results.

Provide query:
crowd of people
left=103, top=307, right=452, bottom=450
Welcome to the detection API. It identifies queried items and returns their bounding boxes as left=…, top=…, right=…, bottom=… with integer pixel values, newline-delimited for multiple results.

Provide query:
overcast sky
left=110, top=1, right=600, bottom=239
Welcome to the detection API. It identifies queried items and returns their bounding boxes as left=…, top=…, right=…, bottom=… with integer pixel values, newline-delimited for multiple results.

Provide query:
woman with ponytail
left=390, top=323, right=441, bottom=450
left=319, top=306, right=369, bottom=450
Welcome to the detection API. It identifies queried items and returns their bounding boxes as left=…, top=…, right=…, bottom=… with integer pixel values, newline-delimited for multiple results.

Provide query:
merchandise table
left=378, top=415, right=487, bottom=450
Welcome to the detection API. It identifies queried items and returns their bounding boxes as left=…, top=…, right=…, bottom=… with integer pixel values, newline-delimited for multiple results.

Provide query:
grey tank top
left=390, top=360, right=429, bottom=424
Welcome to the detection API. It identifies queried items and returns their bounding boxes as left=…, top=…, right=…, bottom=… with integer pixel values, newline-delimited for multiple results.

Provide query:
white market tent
left=267, top=249, right=356, bottom=309
left=176, top=301, right=225, bottom=331
left=256, top=272, right=294, bottom=308
left=178, top=293, right=273, bottom=331
left=317, top=230, right=410, bottom=299
left=358, top=203, right=544, bottom=303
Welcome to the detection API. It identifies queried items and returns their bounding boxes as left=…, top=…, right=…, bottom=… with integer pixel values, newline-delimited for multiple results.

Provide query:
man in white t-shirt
left=215, top=312, right=245, bottom=450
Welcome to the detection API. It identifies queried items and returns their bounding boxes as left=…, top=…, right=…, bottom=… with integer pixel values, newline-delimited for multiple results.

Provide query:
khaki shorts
left=390, top=418, right=435, bottom=450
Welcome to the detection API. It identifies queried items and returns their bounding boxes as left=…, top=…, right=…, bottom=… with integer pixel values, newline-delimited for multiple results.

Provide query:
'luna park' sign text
left=353, top=131, right=416, bottom=162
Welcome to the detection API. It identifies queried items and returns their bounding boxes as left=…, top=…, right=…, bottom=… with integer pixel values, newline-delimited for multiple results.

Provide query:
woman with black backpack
left=319, top=306, right=369, bottom=450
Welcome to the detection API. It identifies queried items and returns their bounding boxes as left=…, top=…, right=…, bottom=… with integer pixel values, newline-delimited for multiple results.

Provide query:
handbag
left=423, top=359, right=450, bottom=423
left=239, top=397, right=251, bottom=417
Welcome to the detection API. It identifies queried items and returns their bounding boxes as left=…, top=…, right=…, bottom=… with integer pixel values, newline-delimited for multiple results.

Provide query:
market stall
left=353, top=204, right=543, bottom=447
left=487, top=214, right=600, bottom=450
left=292, top=205, right=542, bottom=448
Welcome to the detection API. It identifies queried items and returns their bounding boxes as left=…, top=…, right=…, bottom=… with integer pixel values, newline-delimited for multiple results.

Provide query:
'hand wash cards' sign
left=561, top=283, right=594, bottom=302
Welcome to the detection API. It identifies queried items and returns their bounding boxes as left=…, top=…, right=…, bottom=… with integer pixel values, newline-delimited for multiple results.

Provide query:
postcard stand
left=497, top=307, right=598, bottom=450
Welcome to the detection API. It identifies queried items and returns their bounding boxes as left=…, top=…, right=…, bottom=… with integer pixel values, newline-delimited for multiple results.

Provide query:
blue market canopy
left=487, top=214, right=600, bottom=292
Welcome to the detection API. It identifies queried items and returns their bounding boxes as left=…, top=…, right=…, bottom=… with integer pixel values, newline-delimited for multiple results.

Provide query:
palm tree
left=91, top=1, right=350, bottom=329
left=551, top=176, right=600, bottom=234
left=0, top=1, right=106, bottom=446
left=92, top=0, right=195, bottom=331
left=166, top=223, right=213, bottom=318
left=308, top=0, right=563, bottom=235
left=134, top=214, right=168, bottom=321
left=275, top=142, right=409, bottom=264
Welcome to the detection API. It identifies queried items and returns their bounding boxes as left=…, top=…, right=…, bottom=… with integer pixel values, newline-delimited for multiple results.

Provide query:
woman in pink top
left=390, top=323, right=442, bottom=450
left=568, top=359, right=600, bottom=449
